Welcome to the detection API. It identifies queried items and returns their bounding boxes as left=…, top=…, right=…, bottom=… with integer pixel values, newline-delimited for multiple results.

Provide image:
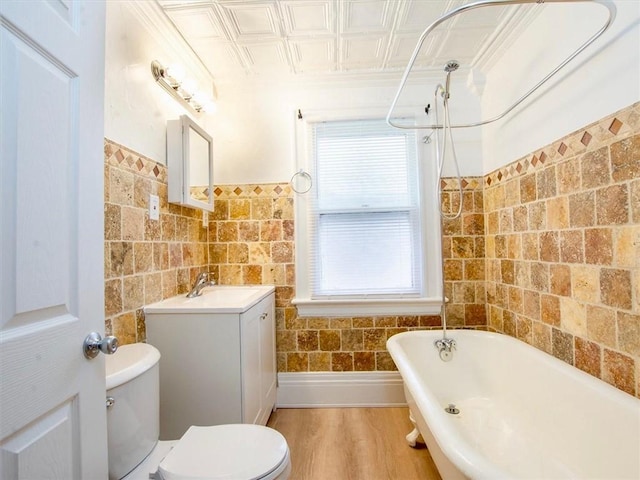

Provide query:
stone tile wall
left=104, top=103, right=638, bottom=397
left=484, top=102, right=640, bottom=397
left=441, top=177, right=487, bottom=327
left=208, top=180, right=487, bottom=373
left=104, top=139, right=210, bottom=343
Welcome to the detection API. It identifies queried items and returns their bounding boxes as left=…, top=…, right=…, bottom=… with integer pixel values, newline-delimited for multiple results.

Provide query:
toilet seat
left=157, top=424, right=290, bottom=480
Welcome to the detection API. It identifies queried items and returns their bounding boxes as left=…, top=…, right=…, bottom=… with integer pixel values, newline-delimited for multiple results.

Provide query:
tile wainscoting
left=484, top=102, right=640, bottom=397
left=208, top=179, right=487, bottom=373
left=104, top=101, right=638, bottom=396
left=104, top=139, right=210, bottom=343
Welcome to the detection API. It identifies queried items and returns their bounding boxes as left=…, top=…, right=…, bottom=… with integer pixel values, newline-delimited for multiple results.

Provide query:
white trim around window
left=292, top=108, right=443, bottom=317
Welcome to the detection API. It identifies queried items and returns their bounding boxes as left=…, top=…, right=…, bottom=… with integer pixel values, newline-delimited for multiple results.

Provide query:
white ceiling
left=157, top=0, right=538, bottom=83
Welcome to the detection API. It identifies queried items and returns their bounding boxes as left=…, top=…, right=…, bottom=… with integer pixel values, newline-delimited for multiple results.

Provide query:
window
left=293, top=116, right=442, bottom=317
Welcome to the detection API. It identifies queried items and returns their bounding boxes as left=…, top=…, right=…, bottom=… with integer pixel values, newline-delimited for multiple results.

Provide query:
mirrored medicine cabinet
left=167, top=115, right=214, bottom=212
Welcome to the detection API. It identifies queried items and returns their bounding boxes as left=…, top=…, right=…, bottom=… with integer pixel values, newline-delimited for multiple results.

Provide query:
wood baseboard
left=275, top=371, right=406, bottom=408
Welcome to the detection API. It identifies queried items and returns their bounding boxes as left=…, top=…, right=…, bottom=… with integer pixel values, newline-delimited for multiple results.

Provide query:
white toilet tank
left=105, top=343, right=161, bottom=480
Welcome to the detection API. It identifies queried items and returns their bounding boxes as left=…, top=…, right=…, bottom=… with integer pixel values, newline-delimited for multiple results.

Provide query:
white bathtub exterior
left=387, top=330, right=640, bottom=480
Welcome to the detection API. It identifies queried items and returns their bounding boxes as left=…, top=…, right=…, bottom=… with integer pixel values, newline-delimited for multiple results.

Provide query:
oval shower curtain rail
left=386, top=0, right=617, bottom=130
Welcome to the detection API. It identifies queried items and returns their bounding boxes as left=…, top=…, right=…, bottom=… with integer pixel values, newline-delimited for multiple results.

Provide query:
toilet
left=105, top=343, right=291, bottom=480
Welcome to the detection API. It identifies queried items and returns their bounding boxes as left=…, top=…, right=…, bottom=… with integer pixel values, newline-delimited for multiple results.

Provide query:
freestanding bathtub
left=387, top=329, right=640, bottom=479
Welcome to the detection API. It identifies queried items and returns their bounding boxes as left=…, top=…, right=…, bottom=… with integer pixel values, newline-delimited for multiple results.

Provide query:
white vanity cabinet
left=240, top=294, right=277, bottom=426
left=144, top=286, right=276, bottom=440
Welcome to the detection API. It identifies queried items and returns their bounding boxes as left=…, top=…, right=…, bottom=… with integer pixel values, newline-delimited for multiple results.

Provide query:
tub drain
left=445, top=403, right=460, bottom=415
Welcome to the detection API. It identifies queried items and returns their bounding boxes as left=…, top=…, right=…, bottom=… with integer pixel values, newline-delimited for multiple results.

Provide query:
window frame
left=292, top=108, right=443, bottom=317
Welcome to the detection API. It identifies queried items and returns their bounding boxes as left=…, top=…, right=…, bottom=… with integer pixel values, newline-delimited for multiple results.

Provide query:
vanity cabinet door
left=241, top=303, right=261, bottom=425
left=240, top=293, right=276, bottom=426
left=259, top=295, right=277, bottom=421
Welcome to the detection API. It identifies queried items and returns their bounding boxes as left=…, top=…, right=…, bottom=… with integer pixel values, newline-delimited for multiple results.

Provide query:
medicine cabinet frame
left=167, top=115, right=214, bottom=212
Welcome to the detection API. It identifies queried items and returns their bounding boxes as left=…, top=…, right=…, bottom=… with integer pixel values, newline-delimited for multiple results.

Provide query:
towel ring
left=290, top=169, right=312, bottom=194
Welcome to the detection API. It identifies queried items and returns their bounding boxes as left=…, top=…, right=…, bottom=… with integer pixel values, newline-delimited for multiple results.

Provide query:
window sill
left=291, top=297, right=443, bottom=317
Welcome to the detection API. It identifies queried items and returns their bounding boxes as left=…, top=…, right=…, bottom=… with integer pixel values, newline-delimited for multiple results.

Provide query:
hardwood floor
left=267, top=408, right=442, bottom=480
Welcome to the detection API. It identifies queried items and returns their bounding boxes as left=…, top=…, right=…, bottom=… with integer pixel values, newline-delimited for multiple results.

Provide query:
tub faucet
left=435, top=337, right=456, bottom=362
left=186, top=272, right=216, bottom=298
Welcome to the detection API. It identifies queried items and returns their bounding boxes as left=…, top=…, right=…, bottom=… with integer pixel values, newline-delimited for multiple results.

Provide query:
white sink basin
left=144, top=285, right=275, bottom=314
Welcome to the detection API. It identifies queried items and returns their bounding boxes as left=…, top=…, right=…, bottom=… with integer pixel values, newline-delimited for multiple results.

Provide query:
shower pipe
left=432, top=65, right=464, bottom=358
left=386, top=0, right=617, bottom=130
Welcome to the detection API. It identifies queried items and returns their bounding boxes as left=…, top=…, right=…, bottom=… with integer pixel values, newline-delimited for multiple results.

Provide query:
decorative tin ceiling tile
left=165, top=5, right=228, bottom=40
left=221, top=2, right=281, bottom=39
left=342, top=0, right=391, bottom=34
left=341, top=35, right=387, bottom=69
left=241, top=41, right=291, bottom=71
left=289, top=38, right=336, bottom=73
left=159, top=0, right=536, bottom=81
left=281, top=0, right=334, bottom=36
left=386, top=31, right=442, bottom=68
left=396, top=0, right=443, bottom=32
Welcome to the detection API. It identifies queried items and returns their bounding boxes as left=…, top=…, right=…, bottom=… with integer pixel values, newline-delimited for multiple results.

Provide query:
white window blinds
left=307, top=118, right=422, bottom=298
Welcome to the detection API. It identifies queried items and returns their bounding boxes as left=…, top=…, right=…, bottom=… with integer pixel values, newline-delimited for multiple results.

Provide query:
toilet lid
left=158, top=424, right=289, bottom=480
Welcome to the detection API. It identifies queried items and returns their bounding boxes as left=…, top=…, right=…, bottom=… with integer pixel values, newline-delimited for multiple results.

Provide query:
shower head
left=442, top=60, right=459, bottom=100
left=444, top=60, right=460, bottom=72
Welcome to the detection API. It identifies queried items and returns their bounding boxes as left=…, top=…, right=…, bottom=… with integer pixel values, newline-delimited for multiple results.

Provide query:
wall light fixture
left=151, top=60, right=216, bottom=114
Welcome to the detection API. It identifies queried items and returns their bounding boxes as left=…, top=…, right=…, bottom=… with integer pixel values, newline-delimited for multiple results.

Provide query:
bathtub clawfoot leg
left=406, top=412, right=424, bottom=448
left=406, top=428, right=421, bottom=447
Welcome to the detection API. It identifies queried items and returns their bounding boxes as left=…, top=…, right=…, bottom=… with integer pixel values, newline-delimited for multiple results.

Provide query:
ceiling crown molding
left=471, top=3, right=543, bottom=73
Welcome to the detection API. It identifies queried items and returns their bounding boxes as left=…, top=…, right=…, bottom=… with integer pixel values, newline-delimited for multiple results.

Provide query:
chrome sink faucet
left=186, top=272, right=216, bottom=298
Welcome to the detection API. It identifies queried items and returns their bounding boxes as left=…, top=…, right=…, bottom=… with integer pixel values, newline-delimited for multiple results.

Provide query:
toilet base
left=121, top=440, right=176, bottom=480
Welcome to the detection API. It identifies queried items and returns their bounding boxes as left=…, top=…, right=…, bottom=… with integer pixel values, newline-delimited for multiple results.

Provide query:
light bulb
left=165, top=64, right=185, bottom=84
left=180, top=78, right=197, bottom=98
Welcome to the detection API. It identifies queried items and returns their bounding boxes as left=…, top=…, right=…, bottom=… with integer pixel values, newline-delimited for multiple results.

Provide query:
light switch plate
left=149, top=194, right=160, bottom=220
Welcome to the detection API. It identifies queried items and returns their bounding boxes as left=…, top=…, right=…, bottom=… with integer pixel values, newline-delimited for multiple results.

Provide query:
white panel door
left=0, top=1, right=107, bottom=479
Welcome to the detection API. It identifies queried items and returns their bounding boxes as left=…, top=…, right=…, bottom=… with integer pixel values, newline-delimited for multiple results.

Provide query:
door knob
left=83, top=332, right=118, bottom=359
